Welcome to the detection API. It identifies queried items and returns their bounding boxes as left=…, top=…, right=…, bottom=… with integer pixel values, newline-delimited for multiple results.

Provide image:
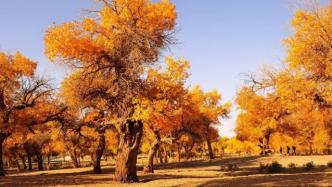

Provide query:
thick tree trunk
left=0, top=133, right=10, bottom=176
left=93, top=128, right=106, bottom=174
left=114, top=120, right=143, bottom=183
left=36, top=152, right=44, bottom=170
left=144, top=131, right=160, bottom=173
left=0, top=139, right=4, bottom=176
left=24, top=143, right=34, bottom=170
left=206, top=136, right=214, bottom=160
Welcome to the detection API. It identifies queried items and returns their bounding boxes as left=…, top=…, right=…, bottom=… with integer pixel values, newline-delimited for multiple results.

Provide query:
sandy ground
left=1, top=155, right=332, bottom=187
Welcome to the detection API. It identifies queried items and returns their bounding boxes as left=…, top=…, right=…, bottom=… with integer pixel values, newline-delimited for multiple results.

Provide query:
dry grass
left=2, top=155, right=332, bottom=186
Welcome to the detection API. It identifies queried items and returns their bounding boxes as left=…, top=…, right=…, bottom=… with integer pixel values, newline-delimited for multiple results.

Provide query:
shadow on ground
left=2, top=156, right=332, bottom=186
left=197, top=172, right=332, bottom=186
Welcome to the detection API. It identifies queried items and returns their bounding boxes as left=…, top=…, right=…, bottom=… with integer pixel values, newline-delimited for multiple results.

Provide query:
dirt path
left=1, top=155, right=332, bottom=186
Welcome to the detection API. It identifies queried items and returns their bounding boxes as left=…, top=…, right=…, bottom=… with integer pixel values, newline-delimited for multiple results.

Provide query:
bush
left=327, top=161, right=332, bottom=168
left=267, top=161, right=283, bottom=173
left=288, top=162, right=297, bottom=168
left=220, top=166, right=226, bottom=171
left=303, top=161, right=314, bottom=171
left=220, top=164, right=238, bottom=172
left=259, top=162, right=283, bottom=173
left=227, top=164, right=238, bottom=171
left=259, top=162, right=267, bottom=172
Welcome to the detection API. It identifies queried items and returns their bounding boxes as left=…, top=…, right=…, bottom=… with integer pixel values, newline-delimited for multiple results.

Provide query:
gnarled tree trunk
left=206, top=134, right=214, bottom=160
left=0, top=133, right=10, bottom=176
left=93, top=127, right=106, bottom=174
left=144, top=130, right=161, bottom=173
left=114, top=120, right=143, bottom=182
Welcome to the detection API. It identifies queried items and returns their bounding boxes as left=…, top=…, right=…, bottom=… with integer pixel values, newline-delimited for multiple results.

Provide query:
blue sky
left=0, top=0, right=325, bottom=137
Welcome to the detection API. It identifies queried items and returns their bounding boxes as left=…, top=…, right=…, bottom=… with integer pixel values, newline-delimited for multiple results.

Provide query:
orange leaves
left=0, top=51, right=37, bottom=86
left=285, top=2, right=332, bottom=77
left=45, top=0, right=177, bottom=68
left=99, top=0, right=176, bottom=33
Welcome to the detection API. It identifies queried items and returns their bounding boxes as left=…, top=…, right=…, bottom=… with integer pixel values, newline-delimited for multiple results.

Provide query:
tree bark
left=206, top=135, right=214, bottom=160
left=70, top=152, right=80, bottom=168
left=27, top=153, right=33, bottom=170
left=144, top=131, right=160, bottom=173
left=0, top=139, right=4, bottom=176
left=114, top=120, right=143, bottom=183
left=36, top=152, right=44, bottom=170
left=93, top=128, right=106, bottom=174
left=19, top=155, right=27, bottom=170
left=177, top=145, right=181, bottom=162
left=163, top=146, right=168, bottom=163
left=15, top=159, right=21, bottom=171
left=0, top=133, right=10, bottom=176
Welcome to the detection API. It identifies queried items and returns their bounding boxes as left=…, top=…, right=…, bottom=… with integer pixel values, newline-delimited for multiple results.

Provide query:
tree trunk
left=206, top=136, right=214, bottom=160
left=114, top=120, right=143, bottom=183
left=70, top=152, right=80, bottom=168
left=144, top=131, right=160, bottom=173
left=15, top=159, right=21, bottom=171
left=93, top=128, right=106, bottom=174
left=158, top=150, right=163, bottom=163
left=0, top=139, right=4, bottom=176
left=0, top=133, right=10, bottom=176
left=265, top=132, right=271, bottom=149
left=27, top=153, right=33, bottom=170
left=19, top=155, right=27, bottom=170
left=163, top=146, right=168, bottom=163
left=36, top=152, right=44, bottom=170
left=177, top=145, right=181, bottom=162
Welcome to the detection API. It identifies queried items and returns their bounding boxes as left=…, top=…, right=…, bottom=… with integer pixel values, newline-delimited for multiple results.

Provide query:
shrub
left=327, top=161, right=332, bottom=168
left=227, top=164, right=238, bottom=171
left=220, top=164, right=238, bottom=172
left=303, top=161, right=314, bottom=171
left=259, top=162, right=283, bottom=173
left=259, top=162, right=267, bottom=173
left=220, top=166, right=226, bottom=171
left=288, top=162, right=297, bottom=168
left=267, top=161, right=283, bottom=173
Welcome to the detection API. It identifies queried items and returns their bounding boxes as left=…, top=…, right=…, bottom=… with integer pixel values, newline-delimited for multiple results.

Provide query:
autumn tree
left=137, top=57, right=189, bottom=173
left=0, top=51, right=66, bottom=176
left=44, top=0, right=177, bottom=182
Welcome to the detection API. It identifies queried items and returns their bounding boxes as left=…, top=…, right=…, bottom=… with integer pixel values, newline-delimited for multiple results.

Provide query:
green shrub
left=288, top=162, right=296, bottom=168
left=303, top=161, right=314, bottom=171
